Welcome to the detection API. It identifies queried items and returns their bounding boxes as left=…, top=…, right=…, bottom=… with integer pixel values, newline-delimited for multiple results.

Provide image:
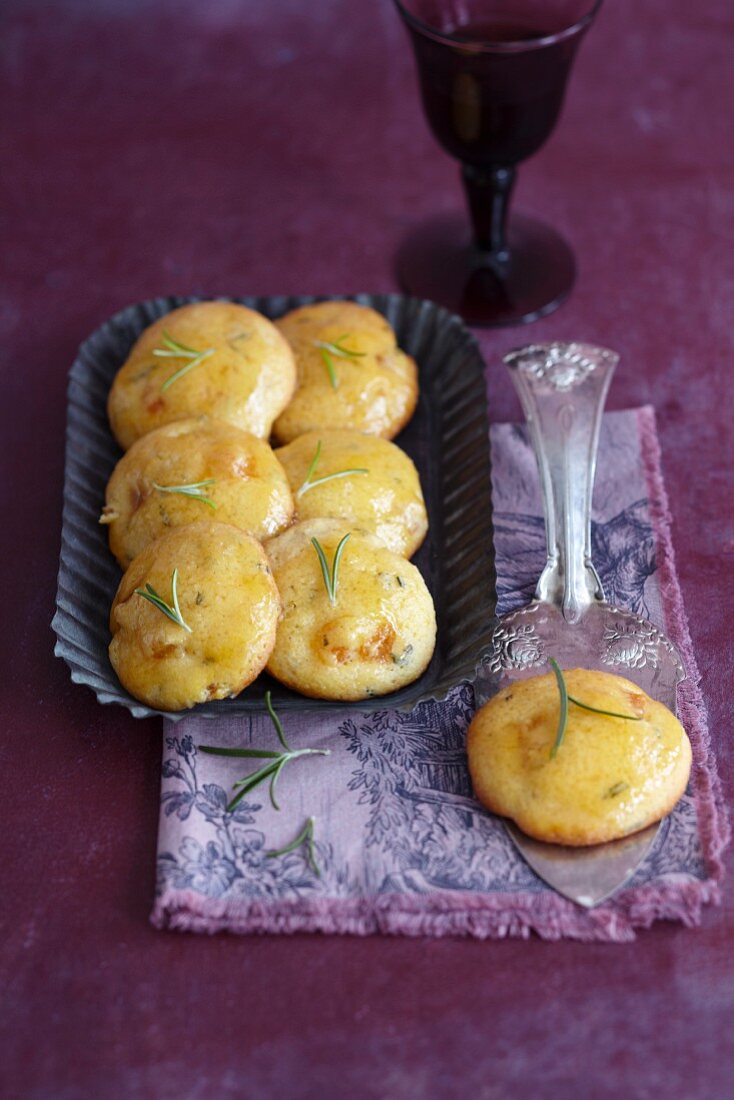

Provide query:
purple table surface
left=2, top=0, right=733, bottom=1096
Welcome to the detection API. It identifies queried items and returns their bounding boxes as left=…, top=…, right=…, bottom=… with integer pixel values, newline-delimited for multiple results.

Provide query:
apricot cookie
left=108, top=301, right=296, bottom=449
left=274, top=429, right=427, bottom=557
left=272, top=301, right=418, bottom=444
left=101, top=418, right=293, bottom=568
left=265, top=518, right=435, bottom=700
left=467, top=667, right=692, bottom=846
left=109, top=522, right=281, bottom=711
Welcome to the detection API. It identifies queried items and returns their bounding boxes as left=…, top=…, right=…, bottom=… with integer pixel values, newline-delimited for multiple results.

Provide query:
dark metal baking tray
left=52, top=293, right=497, bottom=719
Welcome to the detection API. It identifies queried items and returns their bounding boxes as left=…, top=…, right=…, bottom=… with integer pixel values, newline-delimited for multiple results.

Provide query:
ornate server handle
left=504, top=343, right=619, bottom=624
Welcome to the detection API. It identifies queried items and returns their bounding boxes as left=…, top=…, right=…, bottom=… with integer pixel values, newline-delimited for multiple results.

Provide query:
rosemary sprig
left=311, top=533, right=351, bottom=606
left=153, top=330, right=215, bottom=391
left=198, top=691, right=330, bottom=812
left=135, top=568, right=192, bottom=632
left=152, top=478, right=217, bottom=510
left=548, top=658, right=642, bottom=760
left=296, top=441, right=368, bottom=499
left=267, top=816, right=320, bottom=876
left=313, top=334, right=365, bottom=390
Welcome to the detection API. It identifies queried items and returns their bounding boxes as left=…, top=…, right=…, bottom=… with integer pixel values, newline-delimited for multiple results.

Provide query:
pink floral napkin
left=152, top=407, right=727, bottom=941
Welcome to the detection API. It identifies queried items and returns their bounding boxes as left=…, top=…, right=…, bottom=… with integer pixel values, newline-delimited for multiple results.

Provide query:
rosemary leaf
left=268, top=757, right=288, bottom=812
left=160, top=348, right=214, bottom=391
left=568, top=695, right=642, bottom=721
left=311, top=537, right=333, bottom=601
left=318, top=346, right=339, bottom=390
left=296, top=437, right=366, bottom=498
left=153, top=332, right=202, bottom=357
left=301, top=469, right=369, bottom=494
left=311, top=533, right=351, bottom=606
left=153, top=330, right=215, bottom=391
left=226, top=761, right=280, bottom=810
left=170, top=568, right=186, bottom=629
left=153, top=479, right=217, bottom=510
left=226, top=773, right=276, bottom=812
left=548, top=658, right=568, bottom=759
left=314, top=335, right=366, bottom=360
left=265, top=689, right=291, bottom=751
left=199, top=747, right=282, bottom=760
left=267, top=817, right=320, bottom=877
left=330, top=533, right=351, bottom=603
left=225, top=786, right=252, bottom=813
left=135, top=568, right=192, bottom=632
left=303, top=440, right=322, bottom=486
left=313, top=334, right=365, bottom=390
left=296, top=441, right=369, bottom=499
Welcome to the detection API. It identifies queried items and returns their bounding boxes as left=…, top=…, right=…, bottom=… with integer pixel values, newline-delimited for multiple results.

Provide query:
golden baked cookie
left=467, top=667, right=692, bottom=847
left=100, top=418, right=294, bottom=569
left=265, top=518, right=436, bottom=700
left=274, top=429, right=428, bottom=558
left=108, top=301, right=296, bottom=450
left=272, top=301, right=418, bottom=444
left=109, top=521, right=281, bottom=711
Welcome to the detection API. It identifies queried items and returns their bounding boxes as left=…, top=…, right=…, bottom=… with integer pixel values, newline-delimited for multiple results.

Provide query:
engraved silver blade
left=474, top=343, right=687, bottom=908
left=504, top=821, right=661, bottom=908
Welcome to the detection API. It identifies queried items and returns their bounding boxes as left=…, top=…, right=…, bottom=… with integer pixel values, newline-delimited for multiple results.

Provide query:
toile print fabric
left=152, top=407, right=727, bottom=941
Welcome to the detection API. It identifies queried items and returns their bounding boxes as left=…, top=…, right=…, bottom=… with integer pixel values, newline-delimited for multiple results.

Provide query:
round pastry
left=272, top=301, right=419, bottom=444
left=265, top=518, right=436, bottom=700
left=467, top=667, right=692, bottom=847
left=108, top=301, right=296, bottom=450
left=100, top=418, right=294, bottom=569
left=109, top=522, right=281, bottom=711
left=274, top=429, right=428, bottom=558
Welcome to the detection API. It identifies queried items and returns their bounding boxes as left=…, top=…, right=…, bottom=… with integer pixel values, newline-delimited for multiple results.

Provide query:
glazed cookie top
left=272, top=301, right=418, bottom=444
left=101, top=418, right=294, bottom=569
left=107, top=301, right=296, bottom=449
left=467, top=667, right=692, bottom=847
left=274, top=429, right=427, bottom=558
left=109, top=521, right=281, bottom=711
left=265, top=518, right=436, bottom=701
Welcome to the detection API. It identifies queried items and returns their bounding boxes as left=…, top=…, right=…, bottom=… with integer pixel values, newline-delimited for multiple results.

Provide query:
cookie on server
left=272, top=301, right=418, bottom=444
left=100, top=418, right=294, bottom=569
left=108, top=301, right=296, bottom=450
left=265, top=518, right=435, bottom=701
left=109, top=521, right=281, bottom=711
left=274, top=429, right=427, bottom=558
left=467, top=667, right=692, bottom=847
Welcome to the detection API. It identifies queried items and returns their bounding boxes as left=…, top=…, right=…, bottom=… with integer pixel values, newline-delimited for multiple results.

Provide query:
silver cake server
left=474, top=342, right=686, bottom=908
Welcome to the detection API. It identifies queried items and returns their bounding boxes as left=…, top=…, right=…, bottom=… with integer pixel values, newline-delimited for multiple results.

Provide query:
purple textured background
left=2, top=1, right=733, bottom=1096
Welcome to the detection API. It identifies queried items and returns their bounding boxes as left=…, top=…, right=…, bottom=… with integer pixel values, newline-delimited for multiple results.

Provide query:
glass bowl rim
left=392, top=0, right=604, bottom=52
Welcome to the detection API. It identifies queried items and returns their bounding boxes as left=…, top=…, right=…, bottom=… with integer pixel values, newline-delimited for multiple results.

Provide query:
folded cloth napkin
left=151, top=407, right=728, bottom=942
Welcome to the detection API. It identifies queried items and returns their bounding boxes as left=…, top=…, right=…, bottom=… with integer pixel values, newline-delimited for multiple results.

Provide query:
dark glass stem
left=461, top=164, right=517, bottom=263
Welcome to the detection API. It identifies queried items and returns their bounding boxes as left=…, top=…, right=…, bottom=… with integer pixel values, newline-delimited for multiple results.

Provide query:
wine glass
left=393, top=0, right=603, bottom=326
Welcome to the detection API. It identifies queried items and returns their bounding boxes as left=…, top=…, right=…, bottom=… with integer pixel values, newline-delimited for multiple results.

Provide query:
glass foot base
left=395, top=212, right=576, bottom=327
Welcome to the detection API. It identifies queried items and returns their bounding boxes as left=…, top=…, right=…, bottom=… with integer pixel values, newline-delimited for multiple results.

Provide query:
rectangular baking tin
left=52, top=293, right=497, bottom=719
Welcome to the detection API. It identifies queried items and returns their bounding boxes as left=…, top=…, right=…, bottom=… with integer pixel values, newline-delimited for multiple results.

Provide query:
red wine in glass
left=394, top=1, right=603, bottom=325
